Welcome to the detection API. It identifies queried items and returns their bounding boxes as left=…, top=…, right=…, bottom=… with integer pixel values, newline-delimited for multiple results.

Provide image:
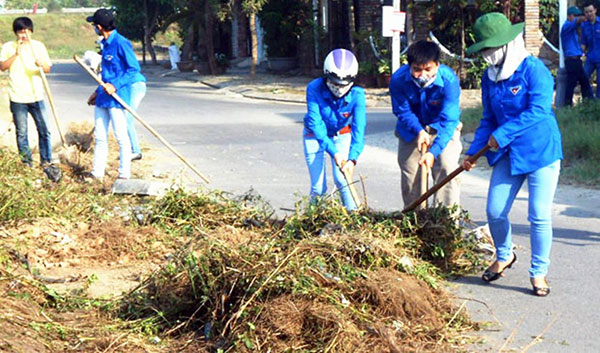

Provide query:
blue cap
left=567, top=6, right=583, bottom=16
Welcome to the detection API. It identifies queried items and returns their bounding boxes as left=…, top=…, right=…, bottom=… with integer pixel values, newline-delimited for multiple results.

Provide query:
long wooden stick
left=340, top=166, right=361, bottom=209
left=418, top=143, right=429, bottom=210
left=402, top=145, right=490, bottom=213
left=26, top=33, right=66, bottom=146
left=74, top=55, right=210, bottom=184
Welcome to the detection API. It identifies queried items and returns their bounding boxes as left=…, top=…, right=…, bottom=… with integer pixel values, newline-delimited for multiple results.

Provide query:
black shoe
left=531, top=278, right=551, bottom=297
left=131, top=153, right=143, bottom=161
left=482, top=252, right=517, bottom=282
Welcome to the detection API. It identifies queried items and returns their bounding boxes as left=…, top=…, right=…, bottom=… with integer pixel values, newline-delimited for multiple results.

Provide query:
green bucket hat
left=466, top=12, right=525, bottom=54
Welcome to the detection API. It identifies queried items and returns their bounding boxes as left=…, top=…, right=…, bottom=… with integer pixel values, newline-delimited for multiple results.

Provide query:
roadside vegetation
left=0, top=134, right=489, bottom=351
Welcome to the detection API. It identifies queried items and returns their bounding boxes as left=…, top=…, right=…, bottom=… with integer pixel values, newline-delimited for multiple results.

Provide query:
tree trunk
left=142, top=37, right=146, bottom=65
left=459, top=7, right=465, bottom=81
left=145, top=29, right=158, bottom=65
left=204, top=0, right=218, bottom=75
left=143, top=0, right=158, bottom=65
left=249, top=12, right=258, bottom=78
left=502, top=0, right=511, bottom=19
left=181, top=24, right=194, bottom=62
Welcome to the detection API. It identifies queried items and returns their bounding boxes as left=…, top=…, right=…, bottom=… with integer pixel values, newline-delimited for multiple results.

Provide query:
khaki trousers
left=397, top=126, right=462, bottom=208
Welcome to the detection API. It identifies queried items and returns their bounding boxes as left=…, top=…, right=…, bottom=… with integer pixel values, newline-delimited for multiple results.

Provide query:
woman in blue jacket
left=463, top=13, right=562, bottom=297
left=303, top=49, right=366, bottom=211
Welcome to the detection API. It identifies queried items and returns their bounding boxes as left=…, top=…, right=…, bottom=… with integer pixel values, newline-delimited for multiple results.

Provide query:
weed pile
left=0, top=142, right=486, bottom=352
left=118, top=193, right=483, bottom=352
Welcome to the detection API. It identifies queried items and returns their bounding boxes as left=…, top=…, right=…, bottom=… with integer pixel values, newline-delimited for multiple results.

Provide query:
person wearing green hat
left=562, top=6, right=591, bottom=105
left=462, top=13, right=563, bottom=297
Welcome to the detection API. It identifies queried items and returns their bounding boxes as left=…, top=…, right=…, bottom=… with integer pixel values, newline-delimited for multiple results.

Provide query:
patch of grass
left=0, top=13, right=97, bottom=59
left=555, top=100, right=600, bottom=186
left=461, top=106, right=483, bottom=134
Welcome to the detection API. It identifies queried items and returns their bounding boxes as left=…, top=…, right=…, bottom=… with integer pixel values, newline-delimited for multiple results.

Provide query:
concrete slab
left=111, top=179, right=170, bottom=196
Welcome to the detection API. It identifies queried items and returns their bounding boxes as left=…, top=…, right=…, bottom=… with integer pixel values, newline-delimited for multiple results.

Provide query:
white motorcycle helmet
left=323, top=48, right=359, bottom=97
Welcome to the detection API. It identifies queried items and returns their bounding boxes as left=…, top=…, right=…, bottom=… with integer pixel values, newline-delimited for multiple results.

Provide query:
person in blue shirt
left=85, top=9, right=142, bottom=180
left=561, top=6, right=591, bottom=105
left=582, top=2, right=600, bottom=97
left=464, top=13, right=563, bottom=297
left=303, top=49, right=366, bottom=211
left=389, top=40, right=462, bottom=209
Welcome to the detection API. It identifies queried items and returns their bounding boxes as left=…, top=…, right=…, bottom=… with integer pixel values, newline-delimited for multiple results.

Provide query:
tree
left=111, top=0, right=176, bottom=65
left=241, top=0, right=268, bottom=78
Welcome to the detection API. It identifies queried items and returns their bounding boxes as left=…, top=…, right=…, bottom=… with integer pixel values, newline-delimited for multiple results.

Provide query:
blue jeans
left=584, top=60, right=600, bottom=98
left=92, top=106, right=131, bottom=179
left=126, top=82, right=146, bottom=154
left=486, top=155, right=560, bottom=278
left=303, top=130, right=356, bottom=211
left=10, top=100, right=52, bottom=165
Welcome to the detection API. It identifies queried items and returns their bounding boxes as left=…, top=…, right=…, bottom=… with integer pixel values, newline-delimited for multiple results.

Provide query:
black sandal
left=482, top=252, right=517, bottom=282
left=531, top=278, right=551, bottom=297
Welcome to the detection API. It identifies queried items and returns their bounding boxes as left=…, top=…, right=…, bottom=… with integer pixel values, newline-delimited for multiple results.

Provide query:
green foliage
left=555, top=100, right=600, bottom=186
left=241, top=0, right=268, bottom=16
left=259, top=0, right=311, bottom=57
left=111, top=0, right=176, bottom=43
left=430, top=1, right=559, bottom=62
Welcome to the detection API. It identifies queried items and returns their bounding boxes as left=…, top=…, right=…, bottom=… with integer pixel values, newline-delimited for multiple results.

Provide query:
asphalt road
left=46, top=62, right=600, bottom=352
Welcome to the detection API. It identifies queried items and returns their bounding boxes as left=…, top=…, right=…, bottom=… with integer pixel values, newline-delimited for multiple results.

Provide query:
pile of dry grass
left=116, top=193, right=483, bottom=352
left=0, top=138, right=485, bottom=352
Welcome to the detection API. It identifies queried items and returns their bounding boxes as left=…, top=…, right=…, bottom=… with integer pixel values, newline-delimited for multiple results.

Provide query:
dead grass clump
left=78, top=224, right=157, bottom=264
left=118, top=198, right=481, bottom=352
left=352, top=269, right=450, bottom=329
left=253, top=297, right=366, bottom=352
left=64, top=122, right=94, bottom=153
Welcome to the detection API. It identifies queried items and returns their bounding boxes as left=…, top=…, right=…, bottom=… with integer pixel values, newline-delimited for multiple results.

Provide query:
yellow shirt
left=0, top=39, right=52, bottom=103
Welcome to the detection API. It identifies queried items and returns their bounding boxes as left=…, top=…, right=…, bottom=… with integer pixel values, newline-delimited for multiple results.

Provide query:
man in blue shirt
left=389, top=40, right=462, bottom=209
left=86, top=9, right=141, bottom=180
left=562, top=6, right=591, bottom=105
left=582, top=2, right=600, bottom=97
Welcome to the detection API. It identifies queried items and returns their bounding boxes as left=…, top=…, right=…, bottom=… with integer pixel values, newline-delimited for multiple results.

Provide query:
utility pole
left=555, top=0, right=567, bottom=107
left=392, top=0, right=401, bottom=73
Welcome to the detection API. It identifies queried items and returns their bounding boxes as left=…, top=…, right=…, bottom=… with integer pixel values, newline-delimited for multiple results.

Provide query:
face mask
left=94, top=25, right=102, bottom=36
left=326, top=79, right=353, bottom=98
left=412, top=74, right=436, bottom=89
left=482, top=46, right=506, bottom=66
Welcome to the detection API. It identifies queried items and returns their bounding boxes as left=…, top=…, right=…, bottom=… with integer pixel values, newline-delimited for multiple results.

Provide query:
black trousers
left=565, top=57, right=591, bottom=106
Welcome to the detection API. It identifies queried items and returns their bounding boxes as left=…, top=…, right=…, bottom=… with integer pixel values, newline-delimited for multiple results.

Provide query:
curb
left=238, top=93, right=305, bottom=105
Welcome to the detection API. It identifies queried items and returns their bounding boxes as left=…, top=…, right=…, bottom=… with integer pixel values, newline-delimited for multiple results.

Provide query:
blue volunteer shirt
left=389, top=64, right=461, bottom=158
left=561, top=18, right=584, bottom=57
left=96, top=30, right=145, bottom=109
left=581, top=17, right=600, bottom=63
left=466, top=56, right=563, bottom=175
left=303, top=77, right=367, bottom=161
